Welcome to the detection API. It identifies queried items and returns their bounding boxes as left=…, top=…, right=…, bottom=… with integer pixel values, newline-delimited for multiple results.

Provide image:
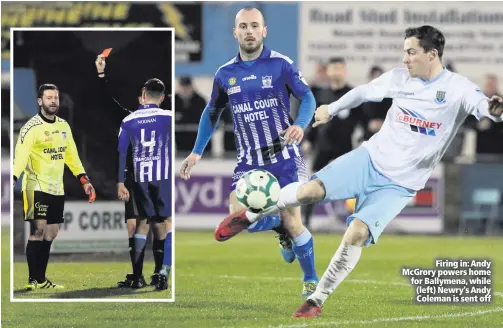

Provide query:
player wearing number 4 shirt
left=215, top=25, right=503, bottom=317
left=117, top=78, right=173, bottom=291
left=95, top=55, right=170, bottom=290
left=13, top=84, right=96, bottom=291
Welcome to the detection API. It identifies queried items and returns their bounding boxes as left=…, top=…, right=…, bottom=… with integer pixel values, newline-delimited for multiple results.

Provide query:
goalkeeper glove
left=78, top=174, right=96, bottom=203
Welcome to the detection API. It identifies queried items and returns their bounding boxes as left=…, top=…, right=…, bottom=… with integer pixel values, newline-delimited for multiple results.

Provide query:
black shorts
left=133, top=179, right=171, bottom=223
left=124, top=176, right=166, bottom=224
left=22, top=190, right=64, bottom=224
left=124, top=174, right=139, bottom=222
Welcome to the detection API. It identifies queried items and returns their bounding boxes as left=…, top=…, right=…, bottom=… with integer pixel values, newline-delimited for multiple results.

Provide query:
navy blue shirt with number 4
left=118, top=104, right=172, bottom=183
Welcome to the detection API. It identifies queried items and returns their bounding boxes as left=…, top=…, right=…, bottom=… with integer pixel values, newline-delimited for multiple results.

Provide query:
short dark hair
left=179, top=76, right=192, bottom=86
left=143, top=78, right=165, bottom=99
left=38, top=84, right=58, bottom=98
left=328, top=57, right=346, bottom=65
left=369, top=65, right=384, bottom=77
left=404, top=25, right=445, bottom=59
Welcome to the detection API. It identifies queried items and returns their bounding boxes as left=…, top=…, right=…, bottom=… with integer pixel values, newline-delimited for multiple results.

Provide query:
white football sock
left=245, top=182, right=303, bottom=223
left=309, top=242, right=362, bottom=306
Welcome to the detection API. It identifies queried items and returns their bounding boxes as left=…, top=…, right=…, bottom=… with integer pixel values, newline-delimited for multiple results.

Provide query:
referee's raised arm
left=95, top=54, right=132, bottom=116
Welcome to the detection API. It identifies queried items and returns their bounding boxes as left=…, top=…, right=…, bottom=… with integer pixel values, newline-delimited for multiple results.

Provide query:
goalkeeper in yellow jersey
left=13, top=84, right=97, bottom=291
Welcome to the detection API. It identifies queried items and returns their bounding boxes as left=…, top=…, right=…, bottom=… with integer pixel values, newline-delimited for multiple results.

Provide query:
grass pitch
left=2, top=229, right=503, bottom=328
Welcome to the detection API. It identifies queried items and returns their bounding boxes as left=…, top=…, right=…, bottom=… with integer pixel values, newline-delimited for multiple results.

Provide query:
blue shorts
left=312, top=146, right=416, bottom=247
left=133, top=179, right=172, bottom=220
left=231, top=157, right=308, bottom=192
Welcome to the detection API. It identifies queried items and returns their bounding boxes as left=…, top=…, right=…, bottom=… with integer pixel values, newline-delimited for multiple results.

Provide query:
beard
left=240, top=39, right=263, bottom=54
left=41, top=103, right=59, bottom=115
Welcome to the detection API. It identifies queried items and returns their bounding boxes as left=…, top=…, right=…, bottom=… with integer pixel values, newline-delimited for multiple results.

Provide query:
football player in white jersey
left=214, top=25, right=503, bottom=317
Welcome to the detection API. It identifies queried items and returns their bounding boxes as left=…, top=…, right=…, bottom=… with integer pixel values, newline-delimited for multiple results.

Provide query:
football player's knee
left=297, top=180, right=325, bottom=204
left=126, top=219, right=136, bottom=237
left=344, top=218, right=370, bottom=246
left=31, top=227, right=45, bottom=239
left=136, top=220, right=149, bottom=234
left=44, top=231, right=58, bottom=241
left=43, top=224, right=59, bottom=241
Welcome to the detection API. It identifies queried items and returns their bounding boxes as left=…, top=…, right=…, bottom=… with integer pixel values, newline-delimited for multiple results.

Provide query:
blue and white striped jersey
left=118, top=104, right=172, bottom=183
left=208, top=46, right=311, bottom=166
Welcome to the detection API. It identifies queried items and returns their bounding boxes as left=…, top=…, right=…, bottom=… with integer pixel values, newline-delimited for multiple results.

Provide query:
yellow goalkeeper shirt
left=13, top=113, right=86, bottom=195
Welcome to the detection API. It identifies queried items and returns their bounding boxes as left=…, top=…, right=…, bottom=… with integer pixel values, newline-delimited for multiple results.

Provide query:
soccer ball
left=235, top=169, right=281, bottom=213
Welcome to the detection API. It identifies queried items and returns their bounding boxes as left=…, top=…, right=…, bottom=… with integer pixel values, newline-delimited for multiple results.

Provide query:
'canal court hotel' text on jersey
left=205, top=46, right=311, bottom=166
left=13, top=113, right=86, bottom=195
left=117, top=104, right=172, bottom=183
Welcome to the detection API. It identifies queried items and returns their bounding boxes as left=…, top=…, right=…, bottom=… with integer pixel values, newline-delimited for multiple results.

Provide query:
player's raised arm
left=179, top=73, right=228, bottom=180
left=96, top=54, right=133, bottom=115
left=64, top=125, right=96, bottom=203
left=461, top=81, right=503, bottom=123
left=282, top=58, right=316, bottom=145
left=13, top=124, right=35, bottom=186
left=313, top=68, right=402, bottom=127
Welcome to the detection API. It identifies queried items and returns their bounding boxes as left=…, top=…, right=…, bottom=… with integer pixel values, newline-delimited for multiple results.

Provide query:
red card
left=101, top=48, right=113, bottom=58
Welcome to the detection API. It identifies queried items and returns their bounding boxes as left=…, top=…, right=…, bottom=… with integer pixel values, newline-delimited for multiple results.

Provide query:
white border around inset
left=10, top=26, right=176, bottom=303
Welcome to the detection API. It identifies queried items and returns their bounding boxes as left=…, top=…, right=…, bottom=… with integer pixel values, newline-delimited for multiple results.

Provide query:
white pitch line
left=258, top=307, right=503, bottom=328
left=204, top=274, right=503, bottom=328
left=181, top=274, right=410, bottom=286
left=184, top=274, right=503, bottom=294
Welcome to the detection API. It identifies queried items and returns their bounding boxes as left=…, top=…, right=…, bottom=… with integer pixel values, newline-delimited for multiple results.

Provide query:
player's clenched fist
left=180, top=152, right=201, bottom=180
left=312, top=105, right=331, bottom=128
left=488, top=95, right=503, bottom=117
left=95, top=54, right=106, bottom=74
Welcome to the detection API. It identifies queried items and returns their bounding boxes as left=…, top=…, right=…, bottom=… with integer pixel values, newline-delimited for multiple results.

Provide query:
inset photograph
left=11, top=28, right=174, bottom=301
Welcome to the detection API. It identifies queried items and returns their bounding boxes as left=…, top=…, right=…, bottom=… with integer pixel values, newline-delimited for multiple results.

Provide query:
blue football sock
left=133, top=234, right=147, bottom=277
left=247, top=215, right=281, bottom=233
left=163, top=230, right=172, bottom=268
left=292, top=229, right=318, bottom=282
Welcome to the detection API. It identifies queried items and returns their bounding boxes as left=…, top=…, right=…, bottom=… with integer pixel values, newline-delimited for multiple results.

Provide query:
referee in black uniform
left=95, top=54, right=167, bottom=288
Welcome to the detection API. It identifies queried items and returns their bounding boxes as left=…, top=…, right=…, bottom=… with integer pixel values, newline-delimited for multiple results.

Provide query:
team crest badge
left=228, top=77, right=236, bottom=86
left=62, top=131, right=67, bottom=139
left=435, top=90, right=446, bottom=104
left=261, top=75, right=273, bottom=89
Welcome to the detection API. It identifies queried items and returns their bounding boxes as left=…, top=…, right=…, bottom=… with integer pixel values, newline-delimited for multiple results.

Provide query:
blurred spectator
left=442, top=61, right=472, bottom=162
left=361, top=66, right=392, bottom=141
left=475, top=74, right=503, bottom=155
left=174, top=76, right=207, bottom=152
left=303, top=57, right=365, bottom=229
left=309, top=62, right=330, bottom=89
left=445, top=61, right=456, bottom=73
